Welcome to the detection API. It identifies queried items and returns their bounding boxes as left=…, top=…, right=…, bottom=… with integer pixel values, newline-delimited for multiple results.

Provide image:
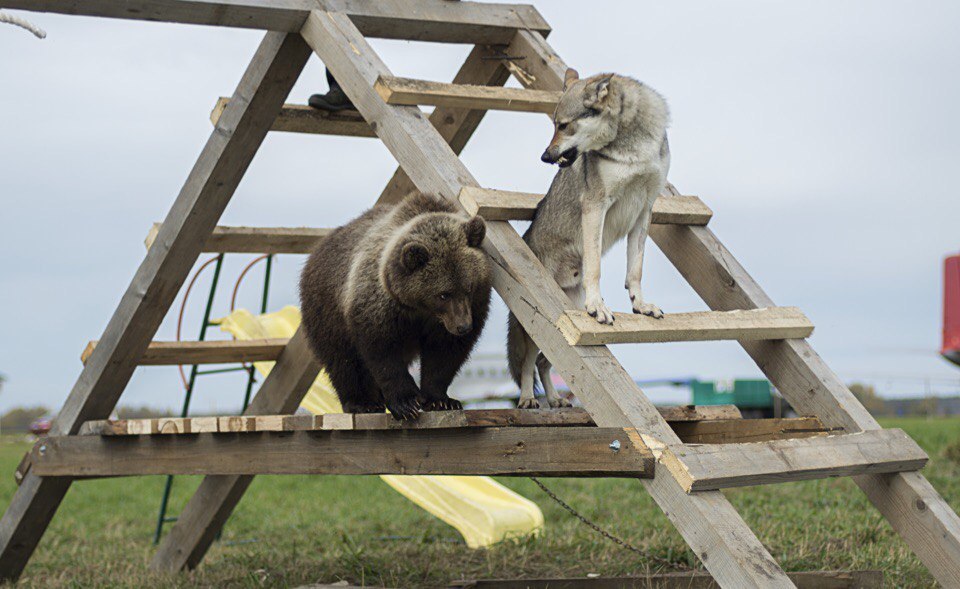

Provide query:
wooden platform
left=211, top=98, right=374, bottom=137
left=81, top=339, right=287, bottom=365
left=557, top=307, right=814, bottom=346
left=459, top=187, right=713, bottom=225
left=31, top=426, right=654, bottom=479
left=658, top=429, right=928, bottom=492
left=144, top=223, right=332, bottom=254
left=449, top=570, right=883, bottom=589
left=375, top=75, right=561, bottom=114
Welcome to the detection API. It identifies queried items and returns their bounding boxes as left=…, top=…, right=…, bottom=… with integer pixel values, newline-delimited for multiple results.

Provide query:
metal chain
left=529, top=477, right=690, bottom=571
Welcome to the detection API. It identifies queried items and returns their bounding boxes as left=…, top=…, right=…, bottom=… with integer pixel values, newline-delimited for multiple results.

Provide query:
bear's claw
left=387, top=397, right=421, bottom=421
left=422, top=398, right=463, bottom=411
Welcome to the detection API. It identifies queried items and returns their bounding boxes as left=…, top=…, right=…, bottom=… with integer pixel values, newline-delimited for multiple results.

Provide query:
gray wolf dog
left=507, top=69, right=671, bottom=409
left=300, top=192, right=492, bottom=420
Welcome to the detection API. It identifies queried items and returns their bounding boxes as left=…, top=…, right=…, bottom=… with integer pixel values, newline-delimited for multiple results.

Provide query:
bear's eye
left=437, top=292, right=451, bottom=302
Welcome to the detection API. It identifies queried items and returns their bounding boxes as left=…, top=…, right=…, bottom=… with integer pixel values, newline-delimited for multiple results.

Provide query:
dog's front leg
left=626, top=204, right=662, bottom=318
left=581, top=200, right=614, bottom=324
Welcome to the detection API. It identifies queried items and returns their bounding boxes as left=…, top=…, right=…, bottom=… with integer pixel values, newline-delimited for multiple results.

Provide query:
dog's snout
left=541, top=149, right=556, bottom=164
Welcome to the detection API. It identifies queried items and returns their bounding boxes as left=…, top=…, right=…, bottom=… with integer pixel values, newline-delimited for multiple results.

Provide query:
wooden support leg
left=651, top=224, right=960, bottom=587
left=301, top=15, right=794, bottom=588
left=0, top=31, right=311, bottom=582
left=151, top=36, right=513, bottom=573
left=151, top=327, right=321, bottom=571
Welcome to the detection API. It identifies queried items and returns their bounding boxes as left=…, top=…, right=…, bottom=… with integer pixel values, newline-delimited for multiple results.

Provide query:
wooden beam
left=0, top=32, right=312, bottom=583
left=669, top=416, right=827, bottom=444
left=459, top=187, right=714, bottom=225
left=0, top=0, right=550, bottom=42
left=660, top=429, right=927, bottom=493
left=649, top=221, right=960, bottom=585
left=305, top=17, right=794, bottom=586
left=375, top=75, right=559, bottom=114
left=211, top=97, right=374, bottom=137
left=557, top=307, right=813, bottom=346
left=81, top=339, right=287, bottom=366
left=450, top=570, right=884, bottom=589
left=151, top=327, right=322, bottom=572
left=145, top=223, right=331, bottom=254
left=32, top=427, right=654, bottom=479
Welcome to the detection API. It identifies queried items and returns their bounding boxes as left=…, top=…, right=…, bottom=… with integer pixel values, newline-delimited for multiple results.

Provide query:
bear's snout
left=454, top=322, right=473, bottom=336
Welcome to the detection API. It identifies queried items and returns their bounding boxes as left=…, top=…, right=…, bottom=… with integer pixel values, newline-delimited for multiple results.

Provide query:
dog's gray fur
left=508, top=69, right=671, bottom=408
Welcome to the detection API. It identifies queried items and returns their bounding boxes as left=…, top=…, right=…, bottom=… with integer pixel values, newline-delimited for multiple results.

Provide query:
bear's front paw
left=585, top=295, right=615, bottom=324
left=422, top=397, right=463, bottom=411
left=386, top=396, right=421, bottom=421
left=517, top=397, right=541, bottom=409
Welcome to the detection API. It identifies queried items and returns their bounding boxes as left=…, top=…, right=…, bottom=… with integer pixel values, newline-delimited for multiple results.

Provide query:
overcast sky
left=2, top=1, right=959, bottom=414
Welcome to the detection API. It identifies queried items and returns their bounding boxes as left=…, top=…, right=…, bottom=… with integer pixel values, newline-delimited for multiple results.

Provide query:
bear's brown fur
left=299, top=192, right=491, bottom=420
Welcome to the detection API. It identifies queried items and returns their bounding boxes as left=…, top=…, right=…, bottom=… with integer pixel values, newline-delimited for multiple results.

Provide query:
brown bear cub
left=299, top=192, right=491, bottom=420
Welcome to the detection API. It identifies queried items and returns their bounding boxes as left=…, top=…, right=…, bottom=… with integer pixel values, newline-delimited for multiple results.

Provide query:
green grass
left=0, top=417, right=958, bottom=587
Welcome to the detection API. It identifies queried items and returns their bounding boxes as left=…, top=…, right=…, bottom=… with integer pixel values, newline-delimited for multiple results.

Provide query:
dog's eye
left=557, top=122, right=569, bottom=131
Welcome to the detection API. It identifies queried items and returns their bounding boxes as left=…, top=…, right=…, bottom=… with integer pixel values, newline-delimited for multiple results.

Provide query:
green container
left=691, top=379, right=772, bottom=408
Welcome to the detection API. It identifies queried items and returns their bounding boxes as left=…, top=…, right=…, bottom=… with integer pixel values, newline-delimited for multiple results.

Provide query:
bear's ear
left=401, top=241, right=430, bottom=271
left=463, top=216, right=486, bottom=247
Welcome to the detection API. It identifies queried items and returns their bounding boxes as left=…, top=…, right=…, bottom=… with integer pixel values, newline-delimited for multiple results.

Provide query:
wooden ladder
left=0, top=2, right=958, bottom=587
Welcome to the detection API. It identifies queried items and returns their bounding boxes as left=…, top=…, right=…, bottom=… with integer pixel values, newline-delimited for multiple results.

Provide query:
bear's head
left=383, top=213, right=490, bottom=337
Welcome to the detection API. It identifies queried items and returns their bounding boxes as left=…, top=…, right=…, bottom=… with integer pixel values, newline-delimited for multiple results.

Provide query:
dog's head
left=541, top=69, right=619, bottom=168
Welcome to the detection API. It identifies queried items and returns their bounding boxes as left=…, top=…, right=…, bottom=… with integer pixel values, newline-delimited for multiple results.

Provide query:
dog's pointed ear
left=583, top=74, right=614, bottom=108
left=401, top=241, right=430, bottom=271
left=563, top=68, right=580, bottom=90
left=463, top=216, right=486, bottom=247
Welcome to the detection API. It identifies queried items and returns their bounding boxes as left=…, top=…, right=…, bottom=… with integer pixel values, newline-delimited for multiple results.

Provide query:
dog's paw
left=386, top=397, right=421, bottom=421
left=517, top=397, right=541, bottom=409
left=422, top=397, right=463, bottom=412
left=632, top=300, right=663, bottom=319
left=548, top=396, right=572, bottom=408
left=585, top=296, right=615, bottom=324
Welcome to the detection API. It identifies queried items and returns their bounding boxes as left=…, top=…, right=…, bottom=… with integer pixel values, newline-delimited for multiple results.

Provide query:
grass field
left=0, top=417, right=957, bottom=588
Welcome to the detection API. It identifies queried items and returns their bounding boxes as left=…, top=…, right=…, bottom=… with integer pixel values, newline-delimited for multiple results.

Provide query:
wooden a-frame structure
left=1, top=2, right=959, bottom=586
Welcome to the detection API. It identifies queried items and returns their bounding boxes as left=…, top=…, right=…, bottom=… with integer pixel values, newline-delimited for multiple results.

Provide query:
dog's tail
left=507, top=312, right=540, bottom=395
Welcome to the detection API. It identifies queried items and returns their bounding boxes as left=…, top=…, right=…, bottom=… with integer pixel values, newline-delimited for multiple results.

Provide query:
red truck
left=944, top=254, right=960, bottom=367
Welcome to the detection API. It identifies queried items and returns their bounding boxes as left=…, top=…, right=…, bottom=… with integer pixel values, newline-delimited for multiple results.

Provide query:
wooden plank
left=649, top=223, right=960, bottom=584
left=458, top=187, right=713, bottom=225
left=145, top=223, right=331, bottom=254
left=0, top=32, right=312, bottom=583
left=487, top=29, right=795, bottom=587
left=557, top=307, right=814, bottom=346
left=32, top=427, right=654, bottom=479
left=80, top=406, right=752, bottom=437
left=375, top=75, right=560, bottom=114
left=669, top=417, right=828, bottom=444
left=0, top=0, right=551, bottom=42
left=211, top=97, right=374, bottom=137
left=81, top=339, right=287, bottom=365
left=151, top=327, right=322, bottom=572
left=449, top=570, right=883, bottom=589
left=303, top=15, right=793, bottom=585
left=661, top=429, right=928, bottom=493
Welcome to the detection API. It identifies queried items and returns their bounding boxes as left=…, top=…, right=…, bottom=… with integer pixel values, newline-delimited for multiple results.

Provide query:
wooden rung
left=211, top=97, right=375, bottom=137
left=374, top=75, right=561, bottom=114
left=669, top=417, right=831, bottom=444
left=144, top=223, right=331, bottom=254
left=32, top=427, right=655, bottom=479
left=458, top=186, right=713, bottom=225
left=557, top=307, right=814, bottom=346
left=80, top=406, right=746, bottom=436
left=450, top=570, right=884, bottom=588
left=659, top=429, right=928, bottom=492
left=80, top=339, right=287, bottom=366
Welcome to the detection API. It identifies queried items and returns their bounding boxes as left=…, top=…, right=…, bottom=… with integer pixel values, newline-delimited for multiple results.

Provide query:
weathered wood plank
left=0, top=32, right=312, bottom=583
left=669, top=417, right=828, bottom=444
left=0, top=0, right=550, bottom=42
left=151, top=327, right=322, bottom=572
left=459, top=187, right=713, bottom=225
left=557, top=307, right=813, bottom=346
left=145, top=223, right=331, bottom=254
left=32, top=427, right=654, bottom=479
left=81, top=339, right=287, bottom=366
left=649, top=222, right=960, bottom=584
left=375, top=75, right=560, bottom=114
left=79, top=406, right=745, bottom=436
left=661, top=429, right=928, bottom=493
left=211, top=97, right=374, bottom=137
left=449, top=570, right=883, bottom=589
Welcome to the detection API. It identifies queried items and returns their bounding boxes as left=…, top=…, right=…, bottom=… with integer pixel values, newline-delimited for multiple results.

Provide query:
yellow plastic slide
left=217, top=306, right=544, bottom=548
